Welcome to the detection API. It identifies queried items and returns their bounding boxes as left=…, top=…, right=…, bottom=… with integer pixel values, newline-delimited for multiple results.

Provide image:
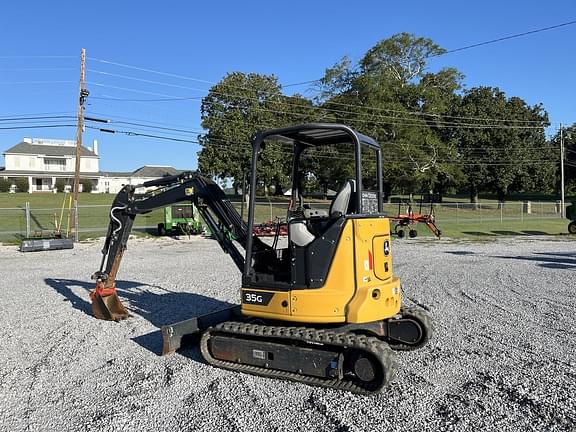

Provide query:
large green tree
left=198, top=72, right=316, bottom=194
left=449, top=87, right=554, bottom=203
left=549, top=123, right=576, bottom=194
left=318, top=33, right=464, bottom=201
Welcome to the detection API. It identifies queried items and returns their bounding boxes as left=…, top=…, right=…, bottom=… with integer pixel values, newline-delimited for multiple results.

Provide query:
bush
left=55, top=178, right=69, bottom=193
left=80, top=178, right=93, bottom=193
left=0, top=178, right=11, bottom=192
left=14, top=178, right=29, bottom=193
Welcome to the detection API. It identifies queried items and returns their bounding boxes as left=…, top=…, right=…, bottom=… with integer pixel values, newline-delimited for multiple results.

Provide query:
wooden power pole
left=70, top=48, right=87, bottom=241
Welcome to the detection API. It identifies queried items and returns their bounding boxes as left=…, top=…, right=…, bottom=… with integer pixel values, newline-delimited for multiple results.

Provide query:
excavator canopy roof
left=258, top=123, right=380, bottom=150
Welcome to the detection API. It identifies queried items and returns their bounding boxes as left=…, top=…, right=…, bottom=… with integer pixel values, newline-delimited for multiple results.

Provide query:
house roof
left=99, top=171, right=132, bottom=177
left=3, top=142, right=98, bottom=157
left=131, top=165, right=182, bottom=177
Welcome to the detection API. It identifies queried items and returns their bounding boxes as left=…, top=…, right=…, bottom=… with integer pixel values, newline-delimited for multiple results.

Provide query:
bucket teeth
left=91, top=291, right=130, bottom=321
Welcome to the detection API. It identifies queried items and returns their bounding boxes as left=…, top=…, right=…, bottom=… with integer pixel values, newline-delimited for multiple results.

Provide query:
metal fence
left=0, top=200, right=567, bottom=243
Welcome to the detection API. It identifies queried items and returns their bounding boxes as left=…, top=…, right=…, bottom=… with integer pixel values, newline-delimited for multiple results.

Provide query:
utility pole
left=560, top=123, right=565, bottom=219
left=70, top=48, right=88, bottom=241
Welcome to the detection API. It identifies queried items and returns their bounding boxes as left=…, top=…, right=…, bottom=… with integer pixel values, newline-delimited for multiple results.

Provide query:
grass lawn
left=0, top=193, right=573, bottom=243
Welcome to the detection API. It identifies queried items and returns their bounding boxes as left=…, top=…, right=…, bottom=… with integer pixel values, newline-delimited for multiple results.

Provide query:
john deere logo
left=384, top=240, right=390, bottom=256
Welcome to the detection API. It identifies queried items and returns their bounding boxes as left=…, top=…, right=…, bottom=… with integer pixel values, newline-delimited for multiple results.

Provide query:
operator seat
left=289, top=179, right=356, bottom=247
left=328, top=179, right=356, bottom=217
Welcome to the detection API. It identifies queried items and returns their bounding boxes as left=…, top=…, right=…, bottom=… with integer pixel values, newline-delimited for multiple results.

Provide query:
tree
left=318, top=33, right=464, bottom=201
left=198, top=72, right=317, bottom=195
left=449, top=87, right=553, bottom=203
left=549, top=123, right=576, bottom=194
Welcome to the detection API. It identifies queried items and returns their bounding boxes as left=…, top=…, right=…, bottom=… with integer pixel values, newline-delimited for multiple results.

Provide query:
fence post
left=74, top=201, right=79, bottom=242
left=268, top=198, right=273, bottom=221
left=500, top=203, right=503, bottom=223
left=456, top=202, right=459, bottom=224
left=478, top=203, right=482, bottom=223
left=520, top=202, right=523, bottom=223
left=25, top=202, right=31, bottom=238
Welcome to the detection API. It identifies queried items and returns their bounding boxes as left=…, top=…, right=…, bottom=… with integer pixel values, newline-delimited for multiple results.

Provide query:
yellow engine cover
left=241, top=217, right=401, bottom=324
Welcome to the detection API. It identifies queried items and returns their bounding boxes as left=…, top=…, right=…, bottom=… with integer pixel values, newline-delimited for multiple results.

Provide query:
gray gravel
left=0, top=235, right=575, bottom=431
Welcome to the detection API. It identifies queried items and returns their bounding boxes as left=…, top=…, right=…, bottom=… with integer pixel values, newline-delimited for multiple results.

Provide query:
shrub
left=0, top=178, right=11, bottom=192
left=80, top=178, right=93, bottom=193
left=55, top=178, right=68, bottom=192
left=14, top=178, right=29, bottom=193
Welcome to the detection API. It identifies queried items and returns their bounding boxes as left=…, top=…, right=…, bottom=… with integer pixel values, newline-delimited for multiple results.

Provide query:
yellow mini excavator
left=91, top=123, right=433, bottom=394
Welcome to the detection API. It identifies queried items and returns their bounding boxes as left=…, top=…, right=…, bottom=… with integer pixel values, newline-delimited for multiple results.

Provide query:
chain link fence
left=0, top=200, right=568, bottom=243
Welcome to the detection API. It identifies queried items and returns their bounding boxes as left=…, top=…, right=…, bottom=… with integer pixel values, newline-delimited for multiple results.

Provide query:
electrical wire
left=88, top=87, right=548, bottom=130
left=0, top=68, right=75, bottom=72
left=0, top=80, right=75, bottom=85
left=0, top=55, right=75, bottom=59
left=87, top=69, right=208, bottom=93
left=86, top=111, right=559, bottom=154
left=0, top=124, right=75, bottom=130
left=429, top=19, right=576, bottom=57
left=0, top=115, right=75, bottom=122
left=86, top=70, right=549, bottom=126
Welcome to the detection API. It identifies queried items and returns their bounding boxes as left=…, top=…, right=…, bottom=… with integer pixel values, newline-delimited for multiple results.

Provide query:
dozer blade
left=90, top=287, right=130, bottom=321
left=161, top=305, right=242, bottom=356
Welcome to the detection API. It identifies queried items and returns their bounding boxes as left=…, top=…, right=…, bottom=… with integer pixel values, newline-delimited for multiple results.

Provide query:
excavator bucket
left=90, top=283, right=130, bottom=321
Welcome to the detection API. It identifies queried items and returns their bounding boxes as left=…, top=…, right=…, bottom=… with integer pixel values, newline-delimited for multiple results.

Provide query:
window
left=44, top=158, right=66, bottom=171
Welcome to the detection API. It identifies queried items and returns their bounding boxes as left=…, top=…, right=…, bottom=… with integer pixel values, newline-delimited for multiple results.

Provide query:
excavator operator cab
left=243, top=124, right=383, bottom=290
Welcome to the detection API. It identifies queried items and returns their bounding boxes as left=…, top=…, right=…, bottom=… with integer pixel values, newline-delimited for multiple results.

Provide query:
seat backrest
left=329, top=180, right=355, bottom=217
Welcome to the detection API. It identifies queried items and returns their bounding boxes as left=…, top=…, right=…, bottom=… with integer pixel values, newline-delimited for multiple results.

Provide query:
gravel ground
left=0, top=235, right=575, bottom=432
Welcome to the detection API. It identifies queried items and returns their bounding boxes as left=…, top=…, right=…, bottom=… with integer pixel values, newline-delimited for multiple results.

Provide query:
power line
left=0, top=124, right=75, bottom=130
left=0, top=115, right=75, bottom=122
left=0, top=55, right=75, bottom=59
left=84, top=117, right=203, bottom=135
left=85, top=110, right=203, bottom=131
left=431, top=19, right=576, bottom=57
left=87, top=69, right=208, bottom=93
left=85, top=125, right=199, bottom=144
left=0, top=111, right=75, bottom=119
left=0, top=80, right=75, bottom=85
left=91, top=95, right=203, bottom=102
left=87, top=67, right=549, bottom=125
left=0, top=68, right=75, bottom=72
left=88, top=85, right=549, bottom=130
left=87, top=57, right=215, bottom=85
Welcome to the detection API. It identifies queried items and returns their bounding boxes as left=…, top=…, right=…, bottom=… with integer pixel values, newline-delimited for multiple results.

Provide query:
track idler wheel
left=90, top=282, right=130, bottom=321
left=386, top=306, right=433, bottom=351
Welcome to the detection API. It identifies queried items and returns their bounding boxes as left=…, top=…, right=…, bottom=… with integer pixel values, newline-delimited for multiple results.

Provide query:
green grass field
left=0, top=192, right=573, bottom=244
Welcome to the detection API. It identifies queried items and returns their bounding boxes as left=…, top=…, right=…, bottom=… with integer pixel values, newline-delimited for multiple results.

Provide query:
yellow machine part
left=241, top=217, right=401, bottom=324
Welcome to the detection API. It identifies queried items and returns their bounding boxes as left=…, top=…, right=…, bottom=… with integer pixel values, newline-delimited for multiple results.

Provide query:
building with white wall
left=1, top=138, right=100, bottom=192
left=98, top=165, right=182, bottom=194
left=1, top=137, right=185, bottom=193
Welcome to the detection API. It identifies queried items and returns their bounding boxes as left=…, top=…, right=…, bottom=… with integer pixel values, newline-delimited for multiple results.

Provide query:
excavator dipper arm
left=91, top=171, right=264, bottom=321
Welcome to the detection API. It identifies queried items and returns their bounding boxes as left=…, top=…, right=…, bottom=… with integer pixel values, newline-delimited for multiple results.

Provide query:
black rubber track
left=200, top=321, right=397, bottom=395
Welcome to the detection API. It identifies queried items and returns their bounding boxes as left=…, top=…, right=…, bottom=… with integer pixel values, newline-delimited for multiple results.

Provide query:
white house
left=1, top=137, right=186, bottom=194
left=1, top=137, right=100, bottom=192
left=98, top=165, right=183, bottom=194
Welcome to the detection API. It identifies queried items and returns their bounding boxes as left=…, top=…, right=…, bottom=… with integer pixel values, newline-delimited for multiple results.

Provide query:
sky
left=0, top=1, right=575, bottom=172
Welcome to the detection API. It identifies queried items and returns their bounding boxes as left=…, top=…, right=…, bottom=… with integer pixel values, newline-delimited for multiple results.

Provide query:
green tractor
left=567, top=201, right=576, bottom=234
left=157, top=203, right=203, bottom=236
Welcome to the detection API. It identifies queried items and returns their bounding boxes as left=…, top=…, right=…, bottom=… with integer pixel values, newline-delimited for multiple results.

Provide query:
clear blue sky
left=1, top=1, right=575, bottom=172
